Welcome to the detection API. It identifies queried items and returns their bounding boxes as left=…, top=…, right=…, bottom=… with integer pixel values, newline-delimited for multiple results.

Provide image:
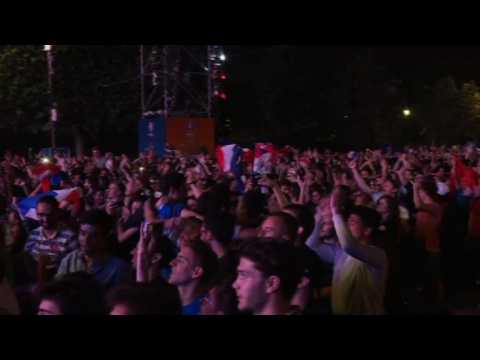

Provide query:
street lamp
left=44, top=45, right=56, bottom=149
left=403, top=108, right=411, bottom=118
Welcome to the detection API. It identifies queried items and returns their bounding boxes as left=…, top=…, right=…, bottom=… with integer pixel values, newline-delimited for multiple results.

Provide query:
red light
left=219, top=93, right=227, bottom=100
left=220, top=74, right=227, bottom=80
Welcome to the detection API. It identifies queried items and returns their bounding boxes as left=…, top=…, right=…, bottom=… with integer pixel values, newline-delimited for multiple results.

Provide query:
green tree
left=457, top=81, right=480, bottom=140
left=0, top=45, right=140, bottom=154
left=0, top=45, right=49, bottom=135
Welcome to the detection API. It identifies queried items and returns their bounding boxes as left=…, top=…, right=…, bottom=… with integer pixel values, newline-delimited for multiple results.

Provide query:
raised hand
left=259, top=175, right=276, bottom=188
left=136, top=222, right=152, bottom=282
left=412, top=174, right=423, bottom=189
left=330, top=187, right=346, bottom=215
left=380, top=158, right=388, bottom=169
left=347, top=160, right=358, bottom=171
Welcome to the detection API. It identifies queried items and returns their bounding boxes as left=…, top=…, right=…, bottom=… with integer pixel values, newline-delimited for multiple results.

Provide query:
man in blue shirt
left=168, top=240, right=218, bottom=315
left=56, top=210, right=131, bottom=290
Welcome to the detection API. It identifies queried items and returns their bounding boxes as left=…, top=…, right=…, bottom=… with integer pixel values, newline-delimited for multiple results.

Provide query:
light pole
left=44, top=45, right=57, bottom=150
left=140, top=45, right=145, bottom=116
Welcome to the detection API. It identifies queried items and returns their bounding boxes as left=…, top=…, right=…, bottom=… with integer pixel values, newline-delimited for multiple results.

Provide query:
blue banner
left=138, top=115, right=166, bottom=156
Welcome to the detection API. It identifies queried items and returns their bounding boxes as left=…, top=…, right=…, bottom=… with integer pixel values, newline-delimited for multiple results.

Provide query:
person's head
left=84, top=176, right=98, bottom=191
left=198, top=182, right=230, bottom=215
left=259, top=212, right=298, bottom=244
left=71, top=174, right=83, bottom=187
left=107, top=181, right=124, bottom=200
left=186, top=196, right=199, bottom=212
left=279, top=180, right=293, bottom=197
left=78, top=210, right=113, bottom=257
left=148, top=176, right=160, bottom=190
left=236, top=191, right=265, bottom=227
left=130, top=195, right=145, bottom=214
left=310, top=185, right=323, bottom=206
left=161, top=161, right=172, bottom=175
left=200, top=213, right=235, bottom=248
left=8, top=209, right=22, bottom=226
left=347, top=206, right=381, bottom=243
left=432, top=165, right=448, bottom=182
left=168, top=186, right=182, bottom=202
left=232, top=240, right=303, bottom=315
left=169, top=240, right=218, bottom=293
left=360, top=168, right=371, bottom=179
left=108, top=282, right=181, bottom=315
left=38, top=272, right=106, bottom=315
left=267, top=193, right=281, bottom=213
left=93, top=190, right=106, bottom=206
left=353, top=191, right=373, bottom=207
left=36, top=196, right=59, bottom=230
left=382, top=177, right=399, bottom=195
left=201, top=277, right=239, bottom=315
left=376, top=195, right=399, bottom=223
left=178, top=217, right=203, bottom=245
left=319, top=217, right=335, bottom=240
left=290, top=250, right=325, bottom=311
left=368, top=178, right=382, bottom=193
left=282, top=205, right=314, bottom=245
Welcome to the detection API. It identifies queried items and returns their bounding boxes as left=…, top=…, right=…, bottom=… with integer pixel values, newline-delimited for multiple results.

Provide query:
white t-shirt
left=307, top=215, right=387, bottom=315
left=436, top=181, right=450, bottom=196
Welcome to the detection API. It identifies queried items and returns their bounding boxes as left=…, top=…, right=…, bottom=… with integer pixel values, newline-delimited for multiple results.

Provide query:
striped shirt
left=25, top=227, right=78, bottom=269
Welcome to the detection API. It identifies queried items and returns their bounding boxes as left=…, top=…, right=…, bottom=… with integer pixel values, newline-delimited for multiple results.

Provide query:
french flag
left=450, top=155, right=479, bottom=195
left=216, top=144, right=243, bottom=174
left=253, top=143, right=278, bottom=174
left=17, top=188, right=82, bottom=220
left=31, top=163, right=63, bottom=192
left=243, top=148, right=255, bottom=166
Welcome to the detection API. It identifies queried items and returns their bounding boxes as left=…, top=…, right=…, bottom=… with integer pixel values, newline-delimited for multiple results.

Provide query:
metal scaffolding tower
left=139, top=45, right=226, bottom=120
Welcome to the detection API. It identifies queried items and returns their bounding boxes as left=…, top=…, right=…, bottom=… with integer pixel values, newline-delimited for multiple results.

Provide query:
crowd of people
left=1, top=142, right=480, bottom=315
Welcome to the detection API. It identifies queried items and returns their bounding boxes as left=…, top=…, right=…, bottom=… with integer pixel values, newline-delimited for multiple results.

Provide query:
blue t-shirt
left=182, top=296, right=204, bottom=316
left=156, top=203, right=185, bottom=220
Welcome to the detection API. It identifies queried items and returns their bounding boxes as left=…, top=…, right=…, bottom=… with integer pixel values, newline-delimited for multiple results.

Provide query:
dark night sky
left=215, top=46, right=480, bottom=138
left=223, top=45, right=480, bottom=110
left=226, top=46, right=480, bottom=84
left=374, top=46, right=480, bottom=82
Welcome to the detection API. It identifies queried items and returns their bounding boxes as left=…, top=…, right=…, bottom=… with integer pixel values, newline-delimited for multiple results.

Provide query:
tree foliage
left=0, top=45, right=140, bottom=152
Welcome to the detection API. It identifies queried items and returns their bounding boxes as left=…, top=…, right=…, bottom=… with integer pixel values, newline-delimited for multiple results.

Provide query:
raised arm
left=264, top=177, right=290, bottom=209
left=330, top=187, right=386, bottom=269
left=348, top=161, right=373, bottom=195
